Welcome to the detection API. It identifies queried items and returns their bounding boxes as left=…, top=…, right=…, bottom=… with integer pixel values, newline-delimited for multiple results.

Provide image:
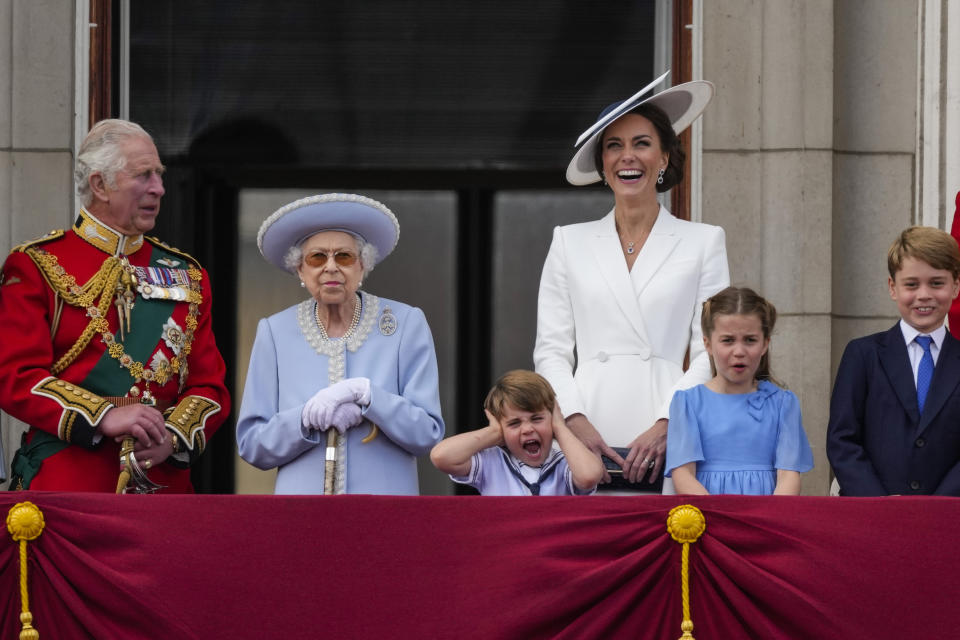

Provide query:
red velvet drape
left=1, top=493, right=956, bottom=638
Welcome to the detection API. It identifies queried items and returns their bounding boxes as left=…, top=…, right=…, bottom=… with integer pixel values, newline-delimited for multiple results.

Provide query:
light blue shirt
left=898, top=319, right=947, bottom=386
left=236, top=293, right=444, bottom=494
left=450, top=445, right=594, bottom=496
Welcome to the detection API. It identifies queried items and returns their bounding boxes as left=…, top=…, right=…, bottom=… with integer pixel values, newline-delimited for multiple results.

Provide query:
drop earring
left=657, top=168, right=665, bottom=185
left=300, top=281, right=306, bottom=288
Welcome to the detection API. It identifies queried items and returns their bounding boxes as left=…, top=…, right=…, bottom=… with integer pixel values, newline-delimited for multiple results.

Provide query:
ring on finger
left=648, top=459, right=656, bottom=469
left=641, top=457, right=650, bottom=465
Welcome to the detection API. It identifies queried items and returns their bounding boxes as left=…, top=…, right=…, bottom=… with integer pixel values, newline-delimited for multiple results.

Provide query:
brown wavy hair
left=593, top=102, right=686, bottom=193
left=701, top=286, right=783, bottom=387
left=484, top=370, right=556, bottom=420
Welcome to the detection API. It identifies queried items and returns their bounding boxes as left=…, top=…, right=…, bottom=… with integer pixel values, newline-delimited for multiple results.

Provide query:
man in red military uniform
left=0, top=119, right=230, bottom=492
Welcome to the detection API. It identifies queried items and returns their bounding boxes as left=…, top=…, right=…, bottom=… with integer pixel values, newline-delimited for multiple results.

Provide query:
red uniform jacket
left=0, top=209, right=230, bottom=492
left=949, top=191, right=960, bottom=338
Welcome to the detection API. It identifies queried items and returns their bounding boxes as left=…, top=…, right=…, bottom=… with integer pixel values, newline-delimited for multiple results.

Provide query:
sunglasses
left=303, top=250, right=358, bottom=268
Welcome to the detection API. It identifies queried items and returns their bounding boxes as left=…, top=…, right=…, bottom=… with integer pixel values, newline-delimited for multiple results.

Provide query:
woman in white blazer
left=535, top=73, right=729, bottom=492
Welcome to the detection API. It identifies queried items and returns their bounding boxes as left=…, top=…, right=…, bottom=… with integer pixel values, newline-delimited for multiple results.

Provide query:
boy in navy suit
left=828, top=226, right=960, bottom=495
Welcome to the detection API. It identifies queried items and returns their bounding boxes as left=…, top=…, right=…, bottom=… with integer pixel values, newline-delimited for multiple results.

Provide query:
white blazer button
left=640, top=347, right=651, bottom=359
left=597, top=351, right=609, bottom=362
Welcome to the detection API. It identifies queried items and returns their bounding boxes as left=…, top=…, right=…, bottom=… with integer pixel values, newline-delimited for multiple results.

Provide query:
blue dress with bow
left=665, top=381, right=814, bottom=495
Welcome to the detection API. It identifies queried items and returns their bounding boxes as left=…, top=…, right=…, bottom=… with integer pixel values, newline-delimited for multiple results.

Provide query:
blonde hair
left=887, top=226, right=960, bottom=280
left=484, top=370, right=556, bottom=421
left=701, top=286, right=783, bottom=387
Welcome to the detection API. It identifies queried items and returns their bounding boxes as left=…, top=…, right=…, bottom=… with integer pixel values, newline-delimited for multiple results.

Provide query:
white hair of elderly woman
left=74, top=119, right=155, bottom=207
left=282, top=232, right=379, bottom=279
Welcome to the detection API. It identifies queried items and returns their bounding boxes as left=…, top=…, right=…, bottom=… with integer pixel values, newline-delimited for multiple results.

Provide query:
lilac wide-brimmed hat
left=257, top=193, right=400, bottom=272
left=566, top=70, right=715, bottom=186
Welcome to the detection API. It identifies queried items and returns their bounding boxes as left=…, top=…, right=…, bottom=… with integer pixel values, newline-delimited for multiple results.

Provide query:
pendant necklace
left=621, top=231, right=646, bottom=255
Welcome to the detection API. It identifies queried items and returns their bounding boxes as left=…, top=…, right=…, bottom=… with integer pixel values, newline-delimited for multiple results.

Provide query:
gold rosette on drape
left=7, top=501, right=45, bottom=639
left=667, top=504, right=706, bottom=640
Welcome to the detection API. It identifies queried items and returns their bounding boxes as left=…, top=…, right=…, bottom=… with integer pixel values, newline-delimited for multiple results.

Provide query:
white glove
left=328, top=402, right=364, bottom=434
left=301, top=378, right=371, bottom=429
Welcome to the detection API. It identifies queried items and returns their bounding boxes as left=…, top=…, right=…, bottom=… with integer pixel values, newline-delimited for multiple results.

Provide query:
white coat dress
left=535, top=206, right=729, bottom=450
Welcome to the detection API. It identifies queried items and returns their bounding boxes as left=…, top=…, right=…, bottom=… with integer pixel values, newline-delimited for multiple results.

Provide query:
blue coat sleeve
left=235, top=318, right=317, bottom=469
left=362, top=306, right=445, bottom=456
left=827, top=340, right=888, bottom=495
left=933, top=461, right=960, bottom=495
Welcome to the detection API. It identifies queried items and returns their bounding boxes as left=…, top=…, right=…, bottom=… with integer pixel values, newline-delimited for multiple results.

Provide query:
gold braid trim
left=667, top=505, right=706, bottom=640
left=31, top=376, right=113, bottom=437
left=7, top=501, right=45, bottom=640
left=12, top=229, right=64, bottom=253
left=164, top=395, right=220, bottom=452
left=53, top=288, right=114, bottom=376
left=144, top=236, right=201, bottom=269
left=23, top=247, right=122, bottom=307
left=61, top=411, right=77, bottom=442
left=23, top=248, right=123, bottom=375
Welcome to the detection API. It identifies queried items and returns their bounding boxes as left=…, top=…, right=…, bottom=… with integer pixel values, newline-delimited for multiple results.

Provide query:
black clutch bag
left=599, top=447, right=664, bottom=492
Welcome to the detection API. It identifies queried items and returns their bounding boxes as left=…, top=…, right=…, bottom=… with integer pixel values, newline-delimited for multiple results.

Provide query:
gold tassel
left=667, top=504, right=706, bottom=640
left=6, top=501, right=45, bottom=640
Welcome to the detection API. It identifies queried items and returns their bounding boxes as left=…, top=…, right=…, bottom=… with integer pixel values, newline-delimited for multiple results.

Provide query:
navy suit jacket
left=827, top=324, right=960, bottom=496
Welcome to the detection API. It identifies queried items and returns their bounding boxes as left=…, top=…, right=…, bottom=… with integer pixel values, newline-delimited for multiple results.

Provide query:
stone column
left=701, top=0, right=834, bottom=494
left=0, top=0, right=78, bottom=487
left=831, top=1, right=918, bottom=427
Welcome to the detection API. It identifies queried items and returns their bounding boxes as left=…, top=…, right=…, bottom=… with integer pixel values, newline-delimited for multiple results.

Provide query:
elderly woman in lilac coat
left=236, top=194, right=444, bottom=494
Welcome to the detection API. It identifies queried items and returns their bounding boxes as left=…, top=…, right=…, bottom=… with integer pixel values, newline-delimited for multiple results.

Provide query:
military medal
left=135, top=265, right=194, bottom=302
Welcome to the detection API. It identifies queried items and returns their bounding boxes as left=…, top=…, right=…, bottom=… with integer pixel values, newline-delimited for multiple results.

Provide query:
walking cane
left=323, top=422, right=378, bottom=495
left=323, top=430, right=337, bottom=495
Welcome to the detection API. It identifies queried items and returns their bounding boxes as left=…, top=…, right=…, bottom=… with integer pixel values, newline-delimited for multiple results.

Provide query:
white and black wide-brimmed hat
left=257, top=193, right=400, bottom=272
left=566, top=70, right=715, bottom=186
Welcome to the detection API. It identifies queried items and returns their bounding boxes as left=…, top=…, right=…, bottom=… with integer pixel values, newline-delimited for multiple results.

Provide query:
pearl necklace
left=315, top=294, right=362, bottom=340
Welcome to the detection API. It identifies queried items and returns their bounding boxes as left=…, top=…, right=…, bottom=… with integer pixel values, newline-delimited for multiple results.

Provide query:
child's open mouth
left=522, top=439, right=541, bottom=456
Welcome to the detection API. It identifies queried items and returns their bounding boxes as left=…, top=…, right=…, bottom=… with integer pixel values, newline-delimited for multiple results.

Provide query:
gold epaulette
left=144, top=236, right=202, bottom=270
left=12, top=229, right=65, bottom=253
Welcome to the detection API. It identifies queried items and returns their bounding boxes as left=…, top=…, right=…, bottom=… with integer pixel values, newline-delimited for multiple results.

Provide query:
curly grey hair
left=283, top=231, right=379, bottom=279
left=75, top=119, right=155, bottom=207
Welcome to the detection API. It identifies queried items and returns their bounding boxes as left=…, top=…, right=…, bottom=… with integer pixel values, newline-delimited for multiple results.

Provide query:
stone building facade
left=2, top=1, right=958, bottom=494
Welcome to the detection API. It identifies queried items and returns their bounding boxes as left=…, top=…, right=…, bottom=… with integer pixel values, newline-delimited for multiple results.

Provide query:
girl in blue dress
left=665, top=287, right=814, bottom=495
